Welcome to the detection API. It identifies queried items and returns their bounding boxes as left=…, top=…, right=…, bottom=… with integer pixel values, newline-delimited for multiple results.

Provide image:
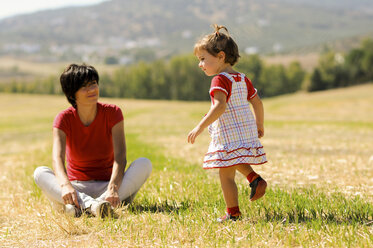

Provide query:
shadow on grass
left=260, top=208, right=373, bottom=226
left=128, top=200, right=191, bottom=214
left=250, top=187, right=373, bottom=226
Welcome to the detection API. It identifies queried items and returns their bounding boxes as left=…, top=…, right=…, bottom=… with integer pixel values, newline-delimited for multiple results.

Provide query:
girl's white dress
left=203, top=72, right=267, bottom=169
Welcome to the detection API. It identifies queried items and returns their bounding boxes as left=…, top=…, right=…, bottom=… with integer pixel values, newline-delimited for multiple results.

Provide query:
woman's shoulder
left=97, top=101, right=117, bottom=107
left=98, top=102, right=123, bottom=119
left=55, top=106, right=75, bottom=118
left=54, top=106, right=75, bottom=128
left=98, top=102, right=124, bottom=125
left=98, top=102, right=121, bottom=111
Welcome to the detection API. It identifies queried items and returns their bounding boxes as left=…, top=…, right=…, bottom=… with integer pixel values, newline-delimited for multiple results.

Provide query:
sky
left=0, top=0, right=108, bottom=20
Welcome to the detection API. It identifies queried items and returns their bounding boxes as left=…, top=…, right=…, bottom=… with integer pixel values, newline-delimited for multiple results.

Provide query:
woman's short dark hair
left=194, top=24, right=240, bottom=66
left=60, top=64, right=99, bottom=108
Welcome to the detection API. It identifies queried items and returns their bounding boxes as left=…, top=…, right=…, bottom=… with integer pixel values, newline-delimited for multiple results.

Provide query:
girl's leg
left=219, top=166, right=238, bottom=208
left=236, top=164, right=254, bottom=177
left=33, top=166, right=64, bottom=205
left=236, top=164, right=267, bottom=201
left=96, top=157, right=152, bottom=204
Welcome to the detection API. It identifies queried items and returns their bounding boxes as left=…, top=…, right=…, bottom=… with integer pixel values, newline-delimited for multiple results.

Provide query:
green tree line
left=308, top=38, right=373, bottom=91
left=0, top=54, right=305, bottom=100
left=1, top=38, right=371, bottom=100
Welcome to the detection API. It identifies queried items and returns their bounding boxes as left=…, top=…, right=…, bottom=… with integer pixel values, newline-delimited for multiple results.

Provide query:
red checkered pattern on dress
left=203, top=72, right=267, bottom=169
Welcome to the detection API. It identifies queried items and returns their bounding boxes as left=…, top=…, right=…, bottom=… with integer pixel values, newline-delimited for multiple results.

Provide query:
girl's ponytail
left=213, top=24, right=229, bottom=36
left=194, top=24, right=240, bottom=66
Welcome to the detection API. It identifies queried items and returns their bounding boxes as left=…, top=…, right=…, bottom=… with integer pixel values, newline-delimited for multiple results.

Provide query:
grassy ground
left=0, top=84, right=372, bottom=247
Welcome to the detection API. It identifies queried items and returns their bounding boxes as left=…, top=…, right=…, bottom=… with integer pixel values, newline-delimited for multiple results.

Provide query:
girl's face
left=196, top=49, right=225, bottom=76
left=75, top=81, right=99, bottom=106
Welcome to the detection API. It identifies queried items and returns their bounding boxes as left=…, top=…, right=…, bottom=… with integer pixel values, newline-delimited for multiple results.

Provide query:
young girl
left=187, top=25, right=267, bottom=222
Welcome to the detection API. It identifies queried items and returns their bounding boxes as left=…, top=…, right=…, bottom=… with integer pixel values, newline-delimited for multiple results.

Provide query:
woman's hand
left=105, top=186, right=120, bottom=208
left=61, top=183, right=79, bottom=207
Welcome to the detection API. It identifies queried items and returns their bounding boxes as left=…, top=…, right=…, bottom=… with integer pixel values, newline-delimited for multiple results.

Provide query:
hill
left=0, top=0, right=372, bottom=63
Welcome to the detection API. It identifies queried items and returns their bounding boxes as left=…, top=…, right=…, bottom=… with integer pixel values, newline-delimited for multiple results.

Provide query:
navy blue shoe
left=249, top=176, right=267, bottom=201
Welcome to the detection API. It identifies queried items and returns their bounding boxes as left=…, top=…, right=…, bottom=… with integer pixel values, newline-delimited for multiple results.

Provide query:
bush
left=0, top=53, right=306, bottom=100
left=308, top=38, right=373, bottom=92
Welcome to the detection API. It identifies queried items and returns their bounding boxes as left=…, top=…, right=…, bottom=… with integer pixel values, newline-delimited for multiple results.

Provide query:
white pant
left=34, top=157, right=152, bottom=209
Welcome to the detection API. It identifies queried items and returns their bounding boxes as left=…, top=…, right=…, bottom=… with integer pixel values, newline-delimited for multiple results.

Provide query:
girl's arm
left=52, top=128, right=79, bottom=207
left=188, top=91, right=227, bottom=144
left=105, top=120, right=127, bottom=207
left=249, top=95, right=265, bottom=138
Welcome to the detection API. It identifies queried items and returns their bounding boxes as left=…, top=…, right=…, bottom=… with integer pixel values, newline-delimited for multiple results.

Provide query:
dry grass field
left=0, top=84, right=372, bottom=247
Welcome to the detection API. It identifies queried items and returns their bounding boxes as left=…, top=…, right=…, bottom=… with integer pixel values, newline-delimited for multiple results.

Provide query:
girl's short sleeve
left=245, top=77, right=258, bottom=100
left=209, top=75, right=232, bottom=101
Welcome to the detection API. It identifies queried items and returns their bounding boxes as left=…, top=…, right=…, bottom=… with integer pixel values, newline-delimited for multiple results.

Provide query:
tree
left=309, top=68, right=324, bottom=91
left=168, top=54, right=209, bottom=101
left=361, top=39, right=373, bottom=81
left=259, top=64, right=287, bottom=97
left=104, top=56, right=119, bottom=65
left=149, top=60, right=169, bottom=99
left=235, top=55, right=263, bottom=84
left=286, top=62, right=305, bottom=93
left=345, top=48, right=365, bottom=84
left=310, top=51, right=349, bottom=90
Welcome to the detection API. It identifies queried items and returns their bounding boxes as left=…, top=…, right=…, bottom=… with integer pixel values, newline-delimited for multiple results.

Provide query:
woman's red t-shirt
left=53, top=102, right=123, bottom=181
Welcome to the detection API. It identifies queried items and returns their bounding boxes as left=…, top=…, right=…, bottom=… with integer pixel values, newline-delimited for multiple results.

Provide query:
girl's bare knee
left=219, top=167, right=236, bottom=180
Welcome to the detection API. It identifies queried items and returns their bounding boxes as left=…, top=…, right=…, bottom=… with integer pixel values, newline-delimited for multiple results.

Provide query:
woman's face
left=75, top=81, right=99, bottom=106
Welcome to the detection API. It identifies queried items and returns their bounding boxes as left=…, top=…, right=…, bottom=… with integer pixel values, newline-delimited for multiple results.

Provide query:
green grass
left=128, top=133, right=372, bottom=226
left=23, top=132, right=372, bottom=247
left=0, top=85, right=373, bottom=247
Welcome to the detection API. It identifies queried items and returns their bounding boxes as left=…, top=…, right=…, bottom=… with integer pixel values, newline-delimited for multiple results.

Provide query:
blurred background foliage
left=1, top=39, right=372, bottom=100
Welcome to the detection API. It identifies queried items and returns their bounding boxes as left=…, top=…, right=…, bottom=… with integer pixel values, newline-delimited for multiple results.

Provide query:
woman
left=34, top=64, right=152, bottom=218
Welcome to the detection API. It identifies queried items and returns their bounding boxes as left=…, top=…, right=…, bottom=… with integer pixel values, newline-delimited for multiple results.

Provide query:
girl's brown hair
left=194, top=24, right=240, bottom=66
